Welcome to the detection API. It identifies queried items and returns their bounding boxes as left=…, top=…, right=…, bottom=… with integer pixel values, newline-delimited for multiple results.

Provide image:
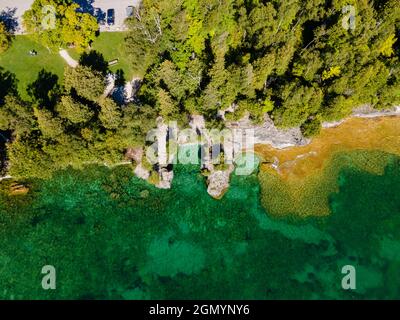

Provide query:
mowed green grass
left=0, top=35, right=66, bottom=99
left=69, top=32, right=136, bottom=80
left=0, top=32, right=135, bottom=99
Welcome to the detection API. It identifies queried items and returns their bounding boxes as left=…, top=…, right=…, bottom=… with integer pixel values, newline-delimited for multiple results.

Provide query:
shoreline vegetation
left=1, top=107, right=400, bottom=199
left=1, top=0, right=399, bottom=197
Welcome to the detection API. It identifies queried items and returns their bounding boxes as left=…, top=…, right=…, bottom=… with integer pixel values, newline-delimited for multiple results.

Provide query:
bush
left=301, top=118, right=322, bottom=138
left=0, top=22, right=11, bottom=54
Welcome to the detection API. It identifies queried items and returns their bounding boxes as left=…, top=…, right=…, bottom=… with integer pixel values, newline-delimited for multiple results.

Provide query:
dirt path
left=59, top=50, right=78, bottom=68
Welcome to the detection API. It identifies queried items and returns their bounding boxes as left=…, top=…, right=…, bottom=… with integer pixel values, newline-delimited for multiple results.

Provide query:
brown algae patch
left=256, top=117, right=400, bottom=217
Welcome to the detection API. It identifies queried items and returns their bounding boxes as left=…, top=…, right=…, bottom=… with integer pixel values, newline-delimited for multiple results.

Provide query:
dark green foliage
left=1, top=65, right=153, bottom=178
left=0, top=67, right=17, bottom=103
left=27, top=69, right=61, bottom=109
left=301, top=117, right=322, bottom=137
left=125, top=0, right=400, bottom=127
left=2, top=0, right=400, bottom=178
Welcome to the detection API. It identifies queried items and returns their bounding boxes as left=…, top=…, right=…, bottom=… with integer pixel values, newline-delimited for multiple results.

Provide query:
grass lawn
left=0, top=32, right=136, bottom=99
left=68, top=31, right=137, bottom=81
left=0, top=35, right=66, bottom=100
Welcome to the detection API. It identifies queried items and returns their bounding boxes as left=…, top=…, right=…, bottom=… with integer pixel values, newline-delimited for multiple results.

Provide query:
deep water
left=0, top=152, right=399, bottom=299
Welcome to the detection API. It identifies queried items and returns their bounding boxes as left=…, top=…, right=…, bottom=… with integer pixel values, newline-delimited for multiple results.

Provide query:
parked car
left=94, top=8, right=106, bottom=25
left=107, top=9, right=115, bottom=26
left=126, top=6, right=134, bottom=18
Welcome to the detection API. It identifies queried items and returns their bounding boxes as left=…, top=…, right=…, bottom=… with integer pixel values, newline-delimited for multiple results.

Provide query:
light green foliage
left=322, top=66, right=341, bottom=81
left=56, top=95, right=94, bottom=124
left=98, top=98, right=122, bottom=130
left=34, top=108, right=64, bottom=138
left=0, top=96, right=33, bottom=135
left=7, top=136, right=55, bottom=178
left=0, top=22, right=11, bottom=53
left=379, top=34, right=397, bottom=57
left=157, top=88, right=179, bottom=120
left=64, top=66, right=105, bottom=101
left=23, top=0, right=98, bottom=51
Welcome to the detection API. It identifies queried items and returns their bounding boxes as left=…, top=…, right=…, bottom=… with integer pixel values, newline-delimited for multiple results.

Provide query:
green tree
left=64, top=66, right=105, bottom=101
left=0, top=22, right=12, bottom=53
left=0, top=96, right=33, bottom=135
left=301, top=117, right=322, bottom=137
left=98, top=98, right=122, bottom=130
left=7, top=135, right=55, bottom=178
left=157, top=88, right=178, bottom=119
left=56, top=95, right=94, bottom=124
left=273, top=83, right=323, bottom=128
left=23, top=0, right=98, bottom=51
left=34, top=108, right=64, bottom=139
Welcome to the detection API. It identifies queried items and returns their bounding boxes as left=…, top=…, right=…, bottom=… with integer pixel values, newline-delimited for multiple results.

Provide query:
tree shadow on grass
left=27, top=69, right=61, bottom=109
left=115, top=69, right=126, bottom=87
left=0, top=67, right=17, bottom=103
left=79, top=50, right=109, bottom=75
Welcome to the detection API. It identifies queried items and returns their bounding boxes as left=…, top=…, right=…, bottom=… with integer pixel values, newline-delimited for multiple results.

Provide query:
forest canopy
left=23, top=0, right=98, bottom=51
left=125, top=0, right=400, bottom=127
left=0, top=0, right=399, bottom=178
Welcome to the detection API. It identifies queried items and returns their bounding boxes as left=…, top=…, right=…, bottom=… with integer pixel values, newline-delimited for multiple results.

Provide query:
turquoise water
left=0, top=152, right=399, bottom=299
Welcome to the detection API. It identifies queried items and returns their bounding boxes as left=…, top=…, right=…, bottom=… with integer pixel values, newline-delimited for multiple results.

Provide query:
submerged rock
left=207, top=165, right=234, bottom=199
left=140, top=106, right=400, bottom=198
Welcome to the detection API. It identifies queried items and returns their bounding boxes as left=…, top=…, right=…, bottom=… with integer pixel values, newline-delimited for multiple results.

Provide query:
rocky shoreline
left=126, top=105, right=400, bottom=199
left=2, top=106, right=399, bottom=198
left=322, top=105, right=400, bottom=128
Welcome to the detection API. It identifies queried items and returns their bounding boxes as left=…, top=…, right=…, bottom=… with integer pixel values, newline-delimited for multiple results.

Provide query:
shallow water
left=0, top=150, right=399, bottom=299
left=256, top=116, right=400, bottom=217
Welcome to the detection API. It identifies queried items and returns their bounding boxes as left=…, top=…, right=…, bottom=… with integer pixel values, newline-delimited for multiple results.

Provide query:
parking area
left=0, top=0, right=34, bottom=34
left=0, top=0, right=141, bottom=33
left=92, top=0, right=140, bottom=31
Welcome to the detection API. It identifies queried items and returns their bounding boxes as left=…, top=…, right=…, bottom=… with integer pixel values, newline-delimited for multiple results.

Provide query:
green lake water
left=0, top=150, right=399, bottom=299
